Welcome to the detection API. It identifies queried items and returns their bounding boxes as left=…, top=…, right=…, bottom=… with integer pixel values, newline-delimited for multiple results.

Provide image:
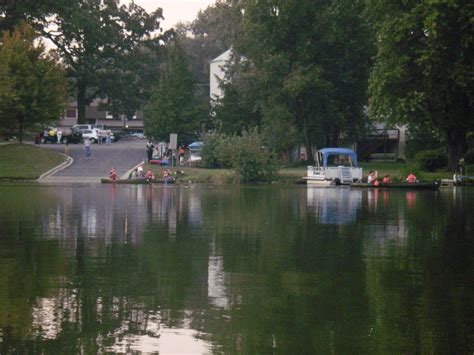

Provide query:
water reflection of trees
left=363, top=188, right=474, bottom=353
left=0, top=185, right=472, bottom=353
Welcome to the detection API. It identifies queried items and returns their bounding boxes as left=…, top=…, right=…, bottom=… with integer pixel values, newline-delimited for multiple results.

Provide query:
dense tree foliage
left=211, top=56, right=263, bottom=134
left=1, top=1, right=168, bottom=124
left=35, top=1, right=166, bottom=124
left=0, top=24, right=66, bottom=142
left=0, top=0, right=59, bottom=31
left=213, top=0, right=375, bottom=161
left=143, top=43, right=208, bottom=141
left=367, top=0, right=473, bottom=170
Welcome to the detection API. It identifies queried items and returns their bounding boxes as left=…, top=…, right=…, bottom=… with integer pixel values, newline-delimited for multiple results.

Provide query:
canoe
left=350, top=181, right=440, bottom=190
left=101, top=178, right=176, bottom=184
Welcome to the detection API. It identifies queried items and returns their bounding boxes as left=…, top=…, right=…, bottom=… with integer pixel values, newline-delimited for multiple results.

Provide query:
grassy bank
left=143, top=164, right=238, bottom=184
left=0, top=144, right=65, bottom=179
left=144, top=161, right=460, bottom=185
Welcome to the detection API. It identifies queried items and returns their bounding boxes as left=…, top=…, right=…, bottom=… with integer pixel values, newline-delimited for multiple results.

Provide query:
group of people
left=97, top=130, right=113, bottom=145
left=38, top=128, right=62, bottom=144
left=367, top=171, right=417, bottom=185
left=127, top=165, right=171, bottom=181
left=146, top=141, right=187, bottom=166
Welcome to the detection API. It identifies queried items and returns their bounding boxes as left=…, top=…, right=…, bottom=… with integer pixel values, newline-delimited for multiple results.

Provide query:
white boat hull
left=303, top=166, right=363, bottom=186
left=302, top=177, right=337, bottom=186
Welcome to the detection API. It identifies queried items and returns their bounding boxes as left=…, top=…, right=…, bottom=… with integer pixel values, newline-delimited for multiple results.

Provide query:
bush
left=202, top=130, right=278, bottom=183
left=201, top=133, right=223, bottom=168
left=218, top=135, right=239, bottom=168
left=233, top=129, right=278, bottom=183
left=414, top=148, right=448, bottom=171
left=201, top=133, right=238, bottom=168
left=464, top=149, right=474, bottom=164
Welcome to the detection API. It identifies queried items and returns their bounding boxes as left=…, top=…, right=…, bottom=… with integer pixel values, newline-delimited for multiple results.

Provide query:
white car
left=131, top=132, right=145, bottom=139
left=81, top=129, right=99, bottom=143
left=82, top=129, right=115, bottom=143
left=72, top=124, right=93, bottom=133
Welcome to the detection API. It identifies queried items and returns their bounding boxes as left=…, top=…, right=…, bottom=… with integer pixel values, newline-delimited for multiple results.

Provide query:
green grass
left=0, top=143, right=65, bottom=179
left=146, top=161, right=459, bottom=185
left=144, top=164, right=239, bottom=184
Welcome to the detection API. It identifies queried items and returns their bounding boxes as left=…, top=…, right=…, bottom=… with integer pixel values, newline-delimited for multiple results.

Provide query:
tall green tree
left=367, top=0, right=473, bottom=170
left=0, top=24, right=66, bottom=142
left=0, top=0, right=60, bottom=31
left=144, top=43, right=208, bottom=141
left=36, top=1, right=165, bottom=124
left=233, top=0, right=374, bottom=161
left=212, top=56, right=263, bottom=134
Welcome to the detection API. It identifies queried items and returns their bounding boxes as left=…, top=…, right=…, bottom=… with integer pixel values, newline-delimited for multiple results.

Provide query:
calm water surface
left=0, top=183, right=472, bottom=353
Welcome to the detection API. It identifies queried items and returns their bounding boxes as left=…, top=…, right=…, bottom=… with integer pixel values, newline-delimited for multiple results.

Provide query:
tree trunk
left=77, top=82, right=87, bottom=124
left=330, top=129, right=340, bottom=147
left=18, top=117, right=24, bottom=143
left=446, top=128, right=467, bottom=171
left=302, top=114, right=314, bottom=162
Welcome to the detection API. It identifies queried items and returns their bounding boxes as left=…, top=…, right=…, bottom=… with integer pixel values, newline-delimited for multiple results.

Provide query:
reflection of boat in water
left=101, top=178, right=176, bottom=184
left=350, top=181, right=440, bottom=190
left=303, top=148, right=363, bottom=186
left=307, top=187, right=362, bottom=224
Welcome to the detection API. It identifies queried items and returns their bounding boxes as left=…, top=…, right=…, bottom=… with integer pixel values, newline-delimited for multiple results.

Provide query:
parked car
left=39, top=127, right=82, bottom=144
left=72, top=124, right=93, bottom=133
left=131, top=132, right=145, bottom=139
left=81, top=129, right=99, bottom=143
left=82, top=128, right=115, bottom=143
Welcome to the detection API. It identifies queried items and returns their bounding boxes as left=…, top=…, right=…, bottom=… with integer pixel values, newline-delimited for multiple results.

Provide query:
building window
left=106, top=111, right=114, bottom=119
left=66, top=109, right=77, bottom=119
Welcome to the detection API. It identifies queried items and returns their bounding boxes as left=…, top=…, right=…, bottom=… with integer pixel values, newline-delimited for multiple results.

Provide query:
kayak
left=101, top=178, right=176, bottom=184
left=350, top=181, right=440, bottom=190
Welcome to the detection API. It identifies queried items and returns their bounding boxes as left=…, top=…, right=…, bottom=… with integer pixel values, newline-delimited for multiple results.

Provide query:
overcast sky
left=125, top=0, right=217, bottom=30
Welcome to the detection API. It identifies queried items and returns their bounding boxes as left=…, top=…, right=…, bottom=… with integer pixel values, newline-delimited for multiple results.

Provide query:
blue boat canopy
left=188, top=141, right=203, bottom=149
left=318, top=147, right=358, bottom=167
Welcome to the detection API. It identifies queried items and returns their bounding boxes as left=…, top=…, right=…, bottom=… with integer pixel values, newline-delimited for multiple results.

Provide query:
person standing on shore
left=84, top=138, right=92, bottom=159
left=146, top=141, right=154, bottom=162
left=57, top=129, right=62, bottom=144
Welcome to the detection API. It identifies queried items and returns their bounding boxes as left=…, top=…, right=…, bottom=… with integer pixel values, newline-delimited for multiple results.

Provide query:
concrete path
left=39, top=139, right=147, bottom=183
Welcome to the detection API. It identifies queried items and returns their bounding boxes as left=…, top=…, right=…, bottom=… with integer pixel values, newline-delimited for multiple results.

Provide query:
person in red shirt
left=179, top=146, right=185, bottom=165
left=382, top=174, right=391, bottom=183
left=109, top=167, right=117, bottom=181
left=406, top=172, right=417, bottom=183
left=145, top=170, right=155, bottom=180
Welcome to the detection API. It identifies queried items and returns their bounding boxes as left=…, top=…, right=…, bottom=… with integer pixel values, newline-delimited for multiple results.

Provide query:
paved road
left=40, top=139, right=147, bottom=182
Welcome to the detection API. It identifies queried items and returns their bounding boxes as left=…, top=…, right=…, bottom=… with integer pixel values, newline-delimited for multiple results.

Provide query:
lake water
left=0, top=183, right=472, bottom=353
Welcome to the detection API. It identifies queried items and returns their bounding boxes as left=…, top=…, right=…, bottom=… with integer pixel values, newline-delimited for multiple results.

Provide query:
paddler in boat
left=382, top=174, right=391, bottom=183
left=163, top=169, right=170, bottom=182
left=367, top=171, right=378, bottom=185
left=109, top=167, right=117, bottom=181
left=145, top=169, right=155, bottom=180
left=406, top=172, right=417, bottom=183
